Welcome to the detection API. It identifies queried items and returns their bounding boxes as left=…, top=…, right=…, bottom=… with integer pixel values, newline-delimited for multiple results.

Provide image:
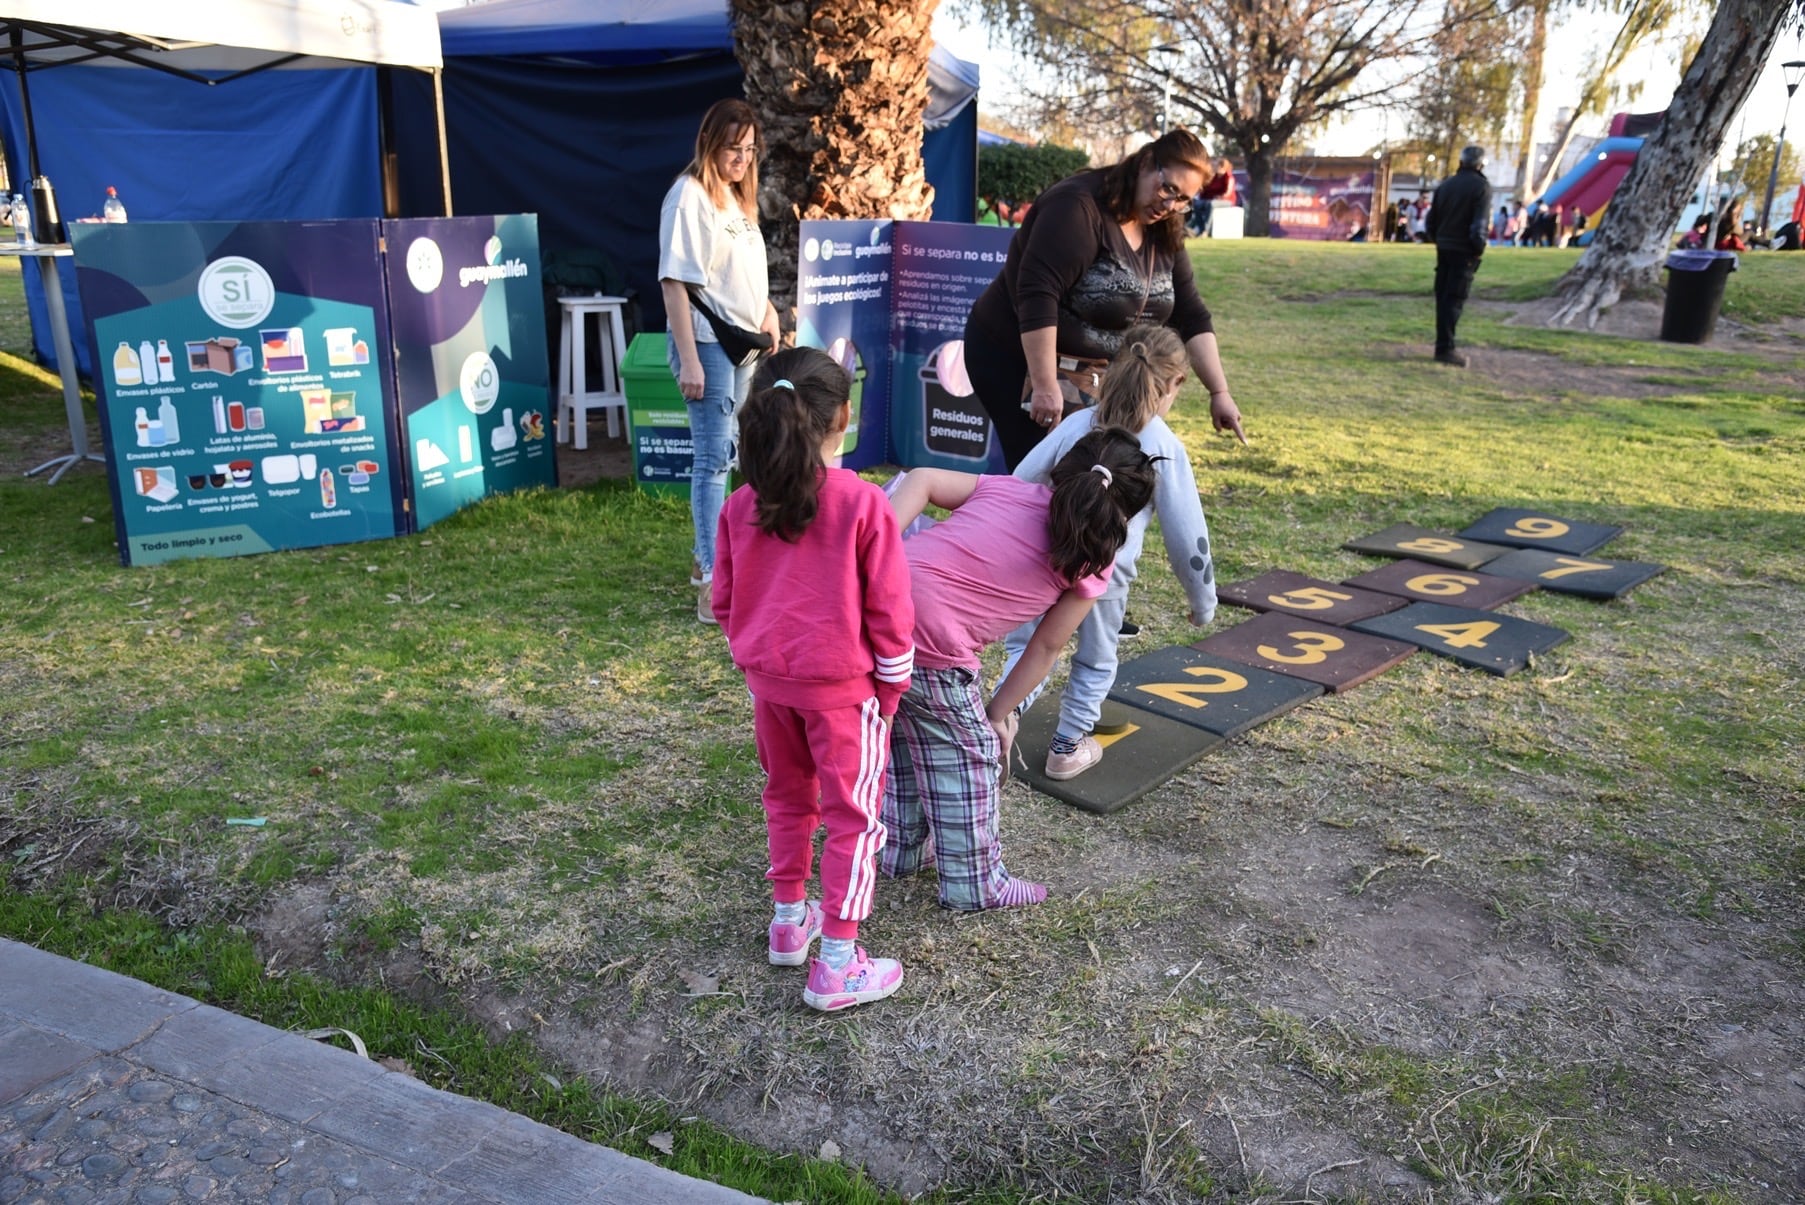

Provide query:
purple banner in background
left=1234, top=167, right=1378, bottom=241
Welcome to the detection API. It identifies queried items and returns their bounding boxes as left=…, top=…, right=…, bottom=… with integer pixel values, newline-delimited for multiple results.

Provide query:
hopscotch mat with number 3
left=1016, top=508, right=1665, bottom=813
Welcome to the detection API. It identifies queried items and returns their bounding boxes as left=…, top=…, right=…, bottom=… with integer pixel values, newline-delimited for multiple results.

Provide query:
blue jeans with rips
left=668, top=335, right=755, bottom=578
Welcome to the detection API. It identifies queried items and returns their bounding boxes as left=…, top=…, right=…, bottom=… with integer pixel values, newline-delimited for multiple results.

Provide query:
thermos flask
left=29, top=176, right=60, bottom=244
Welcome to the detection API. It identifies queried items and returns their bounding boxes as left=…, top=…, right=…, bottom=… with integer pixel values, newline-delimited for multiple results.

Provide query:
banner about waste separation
left=796, top=218, right=1012, bottom=474
left=72, top=216, right=553, bottom=565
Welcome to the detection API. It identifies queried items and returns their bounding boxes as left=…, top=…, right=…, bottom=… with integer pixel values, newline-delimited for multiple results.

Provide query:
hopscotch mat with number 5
left=1015, top=508, right=1664, bottom=814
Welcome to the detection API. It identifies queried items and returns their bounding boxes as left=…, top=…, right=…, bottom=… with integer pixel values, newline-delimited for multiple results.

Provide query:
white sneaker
left=1044, top=735, right=1101, bottom=781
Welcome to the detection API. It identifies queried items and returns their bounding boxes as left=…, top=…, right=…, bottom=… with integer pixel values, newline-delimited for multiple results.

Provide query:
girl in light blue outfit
left=1001, top=325, right=1219, bottom=780
left=658, top=99, right=780, bottom=620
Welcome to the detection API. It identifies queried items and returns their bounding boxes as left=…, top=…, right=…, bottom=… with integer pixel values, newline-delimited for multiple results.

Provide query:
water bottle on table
left=10, top=195, right=34, bottom=248
left=103, top=187, right=127, bottom=224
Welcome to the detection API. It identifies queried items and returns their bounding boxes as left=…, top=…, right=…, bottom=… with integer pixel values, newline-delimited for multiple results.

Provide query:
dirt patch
left=552, top=427, right=634, bottom=490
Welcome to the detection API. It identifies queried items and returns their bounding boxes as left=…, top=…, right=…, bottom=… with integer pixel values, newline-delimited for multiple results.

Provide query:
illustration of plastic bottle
left=319, top=468, right=336, bottom=508
left=138, top=341, right=156, bottom=387
left=114, top=342, right=142, bottom=387
left=158, top=395, right=180, bottom=446
left=212, top=396, right=227, bottom=435
left=134, top=407, right=151, bottom=447
left=156, top=340, right=174, bottom=382
left=102, top=187, right=127, bottom=224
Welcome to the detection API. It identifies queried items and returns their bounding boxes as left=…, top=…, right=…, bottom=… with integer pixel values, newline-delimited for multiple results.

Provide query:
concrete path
left=0, top=938, right=768, bottom=1204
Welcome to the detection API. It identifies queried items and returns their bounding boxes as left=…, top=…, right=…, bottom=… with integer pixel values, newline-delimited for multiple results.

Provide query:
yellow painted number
left=1137, top=666, right=1248, bottom=710
left=1416, top=620, right=1499, bottom=649
left=1404, top=572, right=1479, bottom=596
left=1268, top=586, right=1353, bottom=611
left=1257, top=631, right=1345, bottom=664
left=1504, top=516, right=1570, bottom=539
left=1541, top=557, right=1611, bottom=579
left=1398, top=536, right=1463, bottom=554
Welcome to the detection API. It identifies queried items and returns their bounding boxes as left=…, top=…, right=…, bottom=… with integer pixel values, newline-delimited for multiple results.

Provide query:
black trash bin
left=1659, top=249, right=1737, bottom=343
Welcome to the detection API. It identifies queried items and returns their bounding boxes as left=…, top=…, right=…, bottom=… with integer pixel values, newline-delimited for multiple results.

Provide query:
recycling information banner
left=71, top=220, right=406, bottom=566
left=383, top=215, right=555, bottom=530
left=796, top=219, right=1012, bottom=472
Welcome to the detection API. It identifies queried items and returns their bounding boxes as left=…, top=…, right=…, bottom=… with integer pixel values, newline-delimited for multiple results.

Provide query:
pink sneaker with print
left=768, top=901, right=824, bottom=967
left=802, top=947, right=903, bottom=1012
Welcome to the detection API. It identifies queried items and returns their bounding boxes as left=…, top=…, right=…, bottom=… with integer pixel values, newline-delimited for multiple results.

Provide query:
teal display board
left=383, top=215, right=555, bottom=530
left=71, top=221, right=406, bottom=566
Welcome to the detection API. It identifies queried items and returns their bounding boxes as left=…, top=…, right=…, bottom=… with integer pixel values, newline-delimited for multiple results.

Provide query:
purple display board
left=796, top=219, right=1012, bottom=471
left=383, top=215, right=555, bottom=530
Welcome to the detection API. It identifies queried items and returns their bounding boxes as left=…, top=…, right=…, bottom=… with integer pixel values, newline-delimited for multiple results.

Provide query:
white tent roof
left=0, top=0, right=442, bottom=70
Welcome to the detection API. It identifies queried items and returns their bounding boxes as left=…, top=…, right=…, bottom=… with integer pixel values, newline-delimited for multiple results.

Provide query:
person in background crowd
left=1426, top=145, right=1491, bottom=369
left=1716, top=216, right=1748, bottom=251
left=1189, top=157, right=1238, bottom=236
left=1409, top=196, right=1429, bottom=242
left=660, top=99, right=781, bottom=623
left=962, top=126, right=1246, bottom=472
left=1384, top=200, right=1401, bottom=243
left=1570, top=208, right=1588, bottom=246
left=1678, top=213, right=1710, bottom=249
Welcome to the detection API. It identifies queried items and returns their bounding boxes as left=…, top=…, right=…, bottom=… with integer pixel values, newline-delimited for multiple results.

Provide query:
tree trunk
left=1512, top=0, right=1549, bottom=202
left=1530, top=105, right=1585, bottom=199
left=1548, top=0, right=1798, bottom=328
left=731, top=0, right=938, bottom=327
left=1243, top=148, right=1275, bottom=237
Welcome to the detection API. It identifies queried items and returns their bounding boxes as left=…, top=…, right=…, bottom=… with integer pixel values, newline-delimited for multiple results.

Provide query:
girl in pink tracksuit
left=711, top=347, right=916, bottom=1012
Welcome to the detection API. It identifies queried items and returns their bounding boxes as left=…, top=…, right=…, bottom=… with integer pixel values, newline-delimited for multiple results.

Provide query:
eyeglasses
left=723, top=143, right=760, bottom=162
left=1152, top=167, right=1189, bottom=211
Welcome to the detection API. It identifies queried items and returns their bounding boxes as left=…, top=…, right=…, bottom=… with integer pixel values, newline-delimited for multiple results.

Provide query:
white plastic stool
left=556, top=295, right=629, bottom=449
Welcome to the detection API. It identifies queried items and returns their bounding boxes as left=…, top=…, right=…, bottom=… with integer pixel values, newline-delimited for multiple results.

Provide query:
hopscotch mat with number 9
left=1017, top=508, right=1664, bottom=813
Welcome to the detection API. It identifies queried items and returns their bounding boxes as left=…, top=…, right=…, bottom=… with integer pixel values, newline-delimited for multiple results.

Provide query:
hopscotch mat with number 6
left=1016, top=508, right=1664, bottom=814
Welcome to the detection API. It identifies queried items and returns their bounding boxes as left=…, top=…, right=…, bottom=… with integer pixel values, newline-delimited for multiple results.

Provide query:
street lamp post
left=1152, top=44, right=1181, bottom=134
left=1758, top=60, right=1805, bottom=239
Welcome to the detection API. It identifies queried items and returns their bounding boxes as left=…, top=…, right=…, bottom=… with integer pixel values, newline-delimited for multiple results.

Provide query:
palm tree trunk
left=1548, top=0, right=1799, bottom=328
left=731, top=0, right=938, bottom=327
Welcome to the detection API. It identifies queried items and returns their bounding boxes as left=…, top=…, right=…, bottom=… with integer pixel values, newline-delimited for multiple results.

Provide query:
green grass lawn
left=2, top=242, right=1802, bottom=1204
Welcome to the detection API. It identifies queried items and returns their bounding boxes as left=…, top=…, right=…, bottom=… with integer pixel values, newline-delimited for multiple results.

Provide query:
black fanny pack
left=686, top=286, right=772, bottom=367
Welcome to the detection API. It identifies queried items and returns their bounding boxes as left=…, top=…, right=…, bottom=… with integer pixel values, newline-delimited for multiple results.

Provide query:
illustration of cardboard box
left=185, top=337, right=252, bottom=376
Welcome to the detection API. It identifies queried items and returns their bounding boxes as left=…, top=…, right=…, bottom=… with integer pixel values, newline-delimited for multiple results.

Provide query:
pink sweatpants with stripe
left=753, top=695, right=890, bottom=941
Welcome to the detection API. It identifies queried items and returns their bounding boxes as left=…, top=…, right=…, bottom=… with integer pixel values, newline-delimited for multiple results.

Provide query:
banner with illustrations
left=71, top=220, right=406, bottom=566
left=795, top=219, right=1012, bottom=472
left=1232, top=160, right=1380, bottom=241
left=382, top=215, right=555, bottom=530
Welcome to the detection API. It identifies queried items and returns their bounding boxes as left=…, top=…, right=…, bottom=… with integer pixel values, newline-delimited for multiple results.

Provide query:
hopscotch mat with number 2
left=1018, top=508, right=1665, bottom=814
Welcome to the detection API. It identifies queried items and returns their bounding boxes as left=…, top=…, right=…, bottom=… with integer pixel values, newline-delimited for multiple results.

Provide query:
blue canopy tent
left=0, top=0, right=447, bottom=379
left=392, top=0, right=979, bottom=330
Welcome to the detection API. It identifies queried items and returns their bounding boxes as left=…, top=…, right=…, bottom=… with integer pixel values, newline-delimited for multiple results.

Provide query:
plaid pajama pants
left=879, top=664, right=1018, bottom=911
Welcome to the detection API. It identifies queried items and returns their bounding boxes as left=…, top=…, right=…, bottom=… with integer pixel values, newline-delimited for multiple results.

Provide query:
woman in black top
left=964, top=127, right=1247, bottom=468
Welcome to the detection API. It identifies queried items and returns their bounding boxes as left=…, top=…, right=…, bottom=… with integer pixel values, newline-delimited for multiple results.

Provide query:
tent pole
left=433, top=67, right=452, bottom=216
left=10, top=28, right=43, bottom=181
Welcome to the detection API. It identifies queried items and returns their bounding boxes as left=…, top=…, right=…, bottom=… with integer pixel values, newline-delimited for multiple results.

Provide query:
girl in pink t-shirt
left=881, top=427, right=1157, bottom=910
left=713, top=347, right=916, bottom=1012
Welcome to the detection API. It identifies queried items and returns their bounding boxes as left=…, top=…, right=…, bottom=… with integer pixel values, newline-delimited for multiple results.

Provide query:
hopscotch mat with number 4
left=1017, top=508, right=1664, bottom=813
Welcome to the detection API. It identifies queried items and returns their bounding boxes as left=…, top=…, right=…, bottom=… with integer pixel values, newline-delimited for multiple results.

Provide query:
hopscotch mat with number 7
left=1016, top=508, right=1665, bottom=814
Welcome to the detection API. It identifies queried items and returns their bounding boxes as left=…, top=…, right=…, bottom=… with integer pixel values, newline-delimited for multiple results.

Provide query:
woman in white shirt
left=659, top=99, right=781, bottom=621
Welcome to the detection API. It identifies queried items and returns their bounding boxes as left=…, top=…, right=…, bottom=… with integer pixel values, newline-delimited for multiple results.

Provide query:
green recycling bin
left=620, top=332, right=692, bottom=498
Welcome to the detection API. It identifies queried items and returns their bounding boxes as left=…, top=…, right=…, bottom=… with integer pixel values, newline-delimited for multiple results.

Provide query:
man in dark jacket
left=1425, top=146, right=1491, bottom=367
